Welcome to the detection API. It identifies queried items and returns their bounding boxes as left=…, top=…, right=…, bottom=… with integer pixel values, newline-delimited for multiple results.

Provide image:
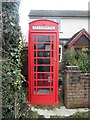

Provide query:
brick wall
left=64, top=66, right=90, bottom=108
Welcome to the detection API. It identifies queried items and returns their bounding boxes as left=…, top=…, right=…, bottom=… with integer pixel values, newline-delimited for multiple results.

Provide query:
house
left=29, top=10, right=89, bottom=62
left=29, top=10, right=88, bottom=39
left=64, top=28, right=90, bottom=52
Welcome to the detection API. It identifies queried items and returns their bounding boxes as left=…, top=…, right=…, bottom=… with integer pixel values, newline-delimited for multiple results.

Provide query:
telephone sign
left=32, top=26, right=55, bottom=30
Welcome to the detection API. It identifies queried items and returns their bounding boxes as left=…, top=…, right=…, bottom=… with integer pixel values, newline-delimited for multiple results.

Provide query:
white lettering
left=32, top=26, right=55, bottom=30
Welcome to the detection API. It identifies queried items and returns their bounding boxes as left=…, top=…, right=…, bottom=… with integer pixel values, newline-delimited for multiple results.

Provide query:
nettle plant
left=63, top=49, right=90, bottom=73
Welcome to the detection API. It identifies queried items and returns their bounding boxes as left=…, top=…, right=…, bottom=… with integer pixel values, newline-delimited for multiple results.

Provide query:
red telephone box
left=28, top=19, right=59, bottom=104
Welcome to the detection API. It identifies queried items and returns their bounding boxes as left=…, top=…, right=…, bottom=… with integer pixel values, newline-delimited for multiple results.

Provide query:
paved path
left=31, top=106, right=89, bottom=118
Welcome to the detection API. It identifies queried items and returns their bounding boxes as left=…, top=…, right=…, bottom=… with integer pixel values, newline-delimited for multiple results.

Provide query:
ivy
left=2, top=2, right=28, bottom=118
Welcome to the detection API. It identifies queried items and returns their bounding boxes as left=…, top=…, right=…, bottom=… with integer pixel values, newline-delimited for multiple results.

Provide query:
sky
left=19, top=0, right=90, bottom=41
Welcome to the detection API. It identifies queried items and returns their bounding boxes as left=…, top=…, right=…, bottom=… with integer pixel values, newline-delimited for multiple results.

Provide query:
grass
left=51, top=112, right=90, bottom=119
left=71, top=111, right=90, bottom=118
left=31, top=111, right=39, bottom=118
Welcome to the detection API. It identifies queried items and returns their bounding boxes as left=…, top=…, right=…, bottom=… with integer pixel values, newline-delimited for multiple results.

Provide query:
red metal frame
left=28, top=20, right=59, bottom=104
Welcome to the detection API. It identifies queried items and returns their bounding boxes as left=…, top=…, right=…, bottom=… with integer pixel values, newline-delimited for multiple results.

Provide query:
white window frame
left=59, top=45, right=62, bottom=62
left=49, top=18, right=62, bottom=32
left=56, top=19, right=61, bottom=32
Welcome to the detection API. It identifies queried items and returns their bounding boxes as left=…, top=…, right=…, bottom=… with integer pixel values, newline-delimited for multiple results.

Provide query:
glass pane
left=38, top=36, right=50, bottom=42
left=37, top=88, right=50, bottom=94
left=34, top=51, right=36, bottom=57
left=51, top=73, right=53, bottom=79
left=59, top=55, right=60, bottom=61
left=37, top=51, right=50, bottom=57
left=34, top=81, right=36, bottom=86
left=34, top=66, right=36, bottom=72
left=34, top=73, right=36, bottom=79
left=34, top=44, right=36, bottom=49
left=59, top=48, right=61, bottom=54
left=34, top=88, right=36, bottom=94
left=37, top=44, right=50, bottom=50
left=37, top=73, right=50, bottom=79
left=34, top=59, right=36, bottom=64
left=38, top=44, right=44, bottom=50
left=52, top=44, right=53, bottom=50
left=45, top=44, right=50, bottom=50
left=34, top=36, right=36, bottom=42
left=38, top=66, right=50, bottom=72
left=52, top=36, right=54, bottom=42
left=37, top=81, right=50, bottom=86
left=52, top=51, right=54, bottom=57
left=51, top=66, right=53, bottom=72
left=37, top=59, right=50, bottom=64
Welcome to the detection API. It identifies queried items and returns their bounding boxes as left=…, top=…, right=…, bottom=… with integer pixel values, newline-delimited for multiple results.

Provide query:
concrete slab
left=31, top=106, right=89, bottom=118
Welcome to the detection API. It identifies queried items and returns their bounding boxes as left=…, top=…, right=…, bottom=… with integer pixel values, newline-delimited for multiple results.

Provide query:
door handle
left=54, top=59, right=56, bottom=63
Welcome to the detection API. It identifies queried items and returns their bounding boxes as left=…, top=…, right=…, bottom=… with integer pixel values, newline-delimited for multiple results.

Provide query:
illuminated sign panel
left=32, top=26, right=55, bottom=30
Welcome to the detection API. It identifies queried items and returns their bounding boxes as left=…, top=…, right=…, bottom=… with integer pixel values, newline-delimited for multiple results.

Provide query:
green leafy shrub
left=63, top=49, right=90, bottom=73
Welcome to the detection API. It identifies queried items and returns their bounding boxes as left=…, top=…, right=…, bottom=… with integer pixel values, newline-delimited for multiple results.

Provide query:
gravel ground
left=31, top=106, right=89, bottom=118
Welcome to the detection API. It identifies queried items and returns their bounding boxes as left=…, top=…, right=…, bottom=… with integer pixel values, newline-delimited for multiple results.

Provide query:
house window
left=49, top=18, right=62, bottom=32
left=56, top=19, right=61, bottom=32
left=59, top=45, right=62, bottom=62
left=74, top=48, right=82, bottom=51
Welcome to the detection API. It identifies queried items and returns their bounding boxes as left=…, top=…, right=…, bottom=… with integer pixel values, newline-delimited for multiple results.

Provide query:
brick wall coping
left=65, top=70, right=81, bottom=73
left=66, top=66, right=79, bottom=67
left=65, top=66, right=81, bottom=73
left=80, top=73, right=90, bottom=75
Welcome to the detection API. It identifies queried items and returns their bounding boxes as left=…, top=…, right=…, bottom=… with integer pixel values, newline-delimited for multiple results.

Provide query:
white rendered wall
left=59, top=18, right=88, bottom=39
